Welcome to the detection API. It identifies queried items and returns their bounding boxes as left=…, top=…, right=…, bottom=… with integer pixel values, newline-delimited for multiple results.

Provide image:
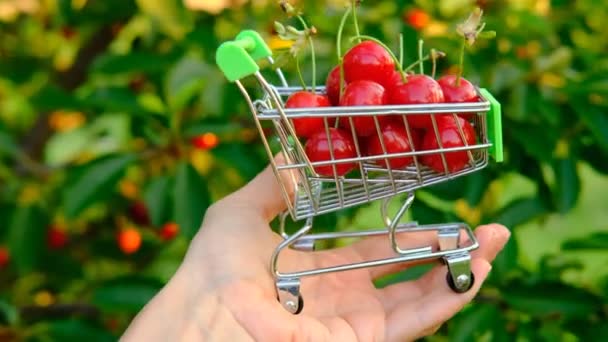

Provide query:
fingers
left=470, top=224, right=511, bottom=261
left=380, top=224, right=510, bottom=342
left=384, top=258, right=493, bottom=342
left=218, top=154, right=296, bottom=222
left=379, top=224, right=510, bottom=306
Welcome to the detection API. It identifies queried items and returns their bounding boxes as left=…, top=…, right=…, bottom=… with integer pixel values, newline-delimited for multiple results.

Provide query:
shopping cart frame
left=217, top=30, right=503, bottom=314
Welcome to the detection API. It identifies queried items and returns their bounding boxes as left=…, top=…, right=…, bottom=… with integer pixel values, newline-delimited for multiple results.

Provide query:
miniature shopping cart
left=216, top=30, right=503, bottom=314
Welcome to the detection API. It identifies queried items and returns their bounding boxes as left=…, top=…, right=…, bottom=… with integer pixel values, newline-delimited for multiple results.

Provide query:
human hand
left=122, top=157, right=510, bottom=342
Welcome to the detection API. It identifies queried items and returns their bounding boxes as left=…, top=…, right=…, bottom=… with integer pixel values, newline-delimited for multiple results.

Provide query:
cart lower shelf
left=271, top=192, right=479, bottom=314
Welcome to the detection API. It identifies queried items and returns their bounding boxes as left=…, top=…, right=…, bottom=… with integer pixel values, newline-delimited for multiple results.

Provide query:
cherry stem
left=295, top=56, right=307, bottom=90
left=456, top=38, right=465, bottom=87
left=418, top=39, right=424, bottom=74
left=404, top=54, right=431, bottom=73
left=399, top=33, right=404, bottom=66
left=337, top=7, right=352, bottom=97
left=295, top=15, right=316, bottom=92
left=352, top=0, right=361, bottom=43
left=350, top=35, right=407, bottom=83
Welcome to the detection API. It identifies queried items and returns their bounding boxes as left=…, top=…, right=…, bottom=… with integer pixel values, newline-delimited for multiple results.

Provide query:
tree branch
left=20, top=303, right=100, bottom=322
left=16, top=24, right=125, bottom=176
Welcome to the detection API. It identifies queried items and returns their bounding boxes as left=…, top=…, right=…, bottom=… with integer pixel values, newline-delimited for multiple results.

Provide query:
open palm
left=123, top=160, right=509, bottom=342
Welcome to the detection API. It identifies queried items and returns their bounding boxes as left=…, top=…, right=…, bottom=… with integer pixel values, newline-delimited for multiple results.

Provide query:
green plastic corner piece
left=216, top=30, right=272, bottom=82
left=479, top=88, right=504, bottom=163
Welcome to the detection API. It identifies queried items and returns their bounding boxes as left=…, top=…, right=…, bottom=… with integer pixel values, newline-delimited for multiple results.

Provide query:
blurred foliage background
left=0, top=0, right=607, bottom=340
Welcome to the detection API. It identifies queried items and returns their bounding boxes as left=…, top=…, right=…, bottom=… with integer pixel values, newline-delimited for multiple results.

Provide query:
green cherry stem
left=404, top=54, right=431, bottom=73
left=295, top=56, right=307, bottom=90
left=456, top=38, right=466, bottom=87
left=337, top=6, right=352, bottom=97
left=418, top=39, right=424, bottom=74
left=352, top=0, right=361, bottom=43
left=399, top=33, right=404, bottom=66
left=295, top=15, right=316, bottom=92
left=350, top=35, right=407, bottom=83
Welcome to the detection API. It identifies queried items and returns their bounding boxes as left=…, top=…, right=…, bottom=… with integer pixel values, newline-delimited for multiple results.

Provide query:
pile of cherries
left=285, top=40, right=480, bottom=177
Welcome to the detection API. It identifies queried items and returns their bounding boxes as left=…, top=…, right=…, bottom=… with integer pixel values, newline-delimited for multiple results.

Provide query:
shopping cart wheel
left=443, top=252, right=474, bottom=293
left=276, top=278, right=304, bottom=314
left=446, top=270, right=475, bottom=293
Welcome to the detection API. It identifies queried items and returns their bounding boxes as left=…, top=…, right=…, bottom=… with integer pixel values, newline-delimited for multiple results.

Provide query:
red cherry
left=117, top=228, right=142, bottom=255
left=339, top=80, right=390, bottom=137
left=305, top=128, right=357, bottom=177
left=191, top=133, right=219, bottom=150
left=404, top=9, right=430, bottom=30
left=159, top=222, right=180, bottom=241
left=47, top=226, right=68, bottom=250
left=129, top=201, right=150, bottom=226
left=343, top=41, right=395, bottom=88
left=384, top=118, right=425, bottom=150
left=285, top=91, right=333, bottom=138
left=389, top=74, right=446, bottom=129
left=0, top=246, right=9, bottom=268
left=420, top=116, right=476, bottom=173
left=325, top=65, right=344, bottom=106
left=365, top=123, right=416, bottom=169
left=61, top=26, right=78, bottom=40
left=385, top=70, right=407, bottom=90
left=437, top=75, right=479, bottom=120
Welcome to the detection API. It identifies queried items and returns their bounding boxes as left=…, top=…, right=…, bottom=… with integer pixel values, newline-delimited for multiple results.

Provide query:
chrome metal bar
left=274, top=224, right=479, bottom=279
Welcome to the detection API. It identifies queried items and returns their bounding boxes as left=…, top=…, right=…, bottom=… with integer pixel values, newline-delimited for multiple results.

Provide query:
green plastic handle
left=216, top=30, right=272, bottom=82
left=479, top=88, right=503, bottom=163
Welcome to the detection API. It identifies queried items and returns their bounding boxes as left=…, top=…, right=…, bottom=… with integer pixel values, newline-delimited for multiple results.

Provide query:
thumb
left=225, top=154, right=297, bottom=221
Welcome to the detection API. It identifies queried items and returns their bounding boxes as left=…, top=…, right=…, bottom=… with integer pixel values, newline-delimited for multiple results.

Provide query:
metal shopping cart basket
left=216, top=30, right=503, bottom=314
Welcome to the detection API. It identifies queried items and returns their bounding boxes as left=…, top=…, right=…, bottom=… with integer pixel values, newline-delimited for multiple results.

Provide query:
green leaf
left=84, top=87, right=155, bottom=116
left=143, top=176, right=172, bottom=227
left=0, top=129, right=18, bottom=157
left=581, top=143, right=608, bottom=175
left=410, top=197, right=457, bottom=225
left=424, top=175, right=468, bottom=201
left=91, top=52, right=176, bottom=75
left=493, top=196, right=548, bottom=228
left=29, top=85, right=82, bottom=111
left=450, top=304, right=501, bottom=342
left=561, top=232, right=608, bottom=250
left=135, top=0, right=193, bottom=39
left=92, top=276, right=164, bottom=313
left=62, top=154, right=136, bottom=218
left=489, top=232, right=520, bottom=283
left=464, top=171, right=491, bottom=206
left=165, top=56, right=208, bottom=112
left=173, top=162, right=210, bottom=238
left=44, top=128, right=92, bottom=166
left=8, top=205, right=48, bottom=275
left=44, top=114, right=132, bottom=166
left=567, top=320, right=608, bottom=342
left=212, top=143, right=266, bottom=181
left=45, top=319, right=115, bottom=342
left=552, top=158, right=580, bottom=213
left=576, top=105, right=608, bottom=150
left=0, top=299, right=18, bottom=325
left=183, top=122, right=244, bottom=137
left=509, top=122, right=558, bottom=162
left=502, top=282, right=601, bottom=318
left=490, top=62, right=525, bottom=93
